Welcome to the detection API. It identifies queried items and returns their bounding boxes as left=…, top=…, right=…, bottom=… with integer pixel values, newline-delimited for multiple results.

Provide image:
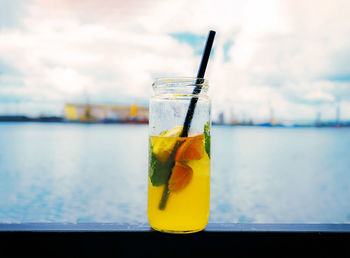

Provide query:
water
left=0, top=123, right=349, bottom=223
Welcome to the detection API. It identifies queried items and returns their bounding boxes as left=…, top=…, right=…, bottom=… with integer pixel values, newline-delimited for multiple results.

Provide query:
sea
left=0, top=122, right=349, bottom=224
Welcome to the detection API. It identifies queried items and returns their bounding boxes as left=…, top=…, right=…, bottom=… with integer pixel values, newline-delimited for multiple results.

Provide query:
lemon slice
left=161, top=126, right=183, bottom=137
left=151, top=126, right=183, bottom=163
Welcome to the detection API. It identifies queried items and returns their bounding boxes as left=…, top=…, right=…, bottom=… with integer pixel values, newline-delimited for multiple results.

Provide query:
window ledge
left=1, top=223, right=349, bottom=256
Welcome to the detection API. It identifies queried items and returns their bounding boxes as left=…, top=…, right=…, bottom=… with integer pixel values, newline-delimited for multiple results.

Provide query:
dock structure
left=64, top=103, right=148, bottom=123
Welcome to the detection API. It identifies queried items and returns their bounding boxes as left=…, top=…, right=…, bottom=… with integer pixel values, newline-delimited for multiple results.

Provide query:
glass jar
left=147, top=77, right=211, bottom=233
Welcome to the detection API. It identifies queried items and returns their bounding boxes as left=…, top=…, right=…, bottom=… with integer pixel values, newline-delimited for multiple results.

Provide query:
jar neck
left=152, top=77, right=209, bottom=96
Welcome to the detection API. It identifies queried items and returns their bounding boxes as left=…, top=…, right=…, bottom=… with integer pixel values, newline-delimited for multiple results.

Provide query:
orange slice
left=175, top=134, right=204, bottom=162
left=169, top=161, right=193, bottom=192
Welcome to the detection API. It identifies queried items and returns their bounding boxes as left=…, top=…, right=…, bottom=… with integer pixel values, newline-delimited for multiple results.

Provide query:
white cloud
left=0, top=0, right=349, bottom=122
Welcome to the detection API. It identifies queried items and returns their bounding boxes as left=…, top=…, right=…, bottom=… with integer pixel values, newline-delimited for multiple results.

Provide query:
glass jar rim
left=153, top=77, right=209, bottom=90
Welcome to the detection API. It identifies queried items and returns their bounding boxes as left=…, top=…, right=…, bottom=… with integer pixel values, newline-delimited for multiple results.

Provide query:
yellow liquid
left=147, top=136, right=210, bottom=233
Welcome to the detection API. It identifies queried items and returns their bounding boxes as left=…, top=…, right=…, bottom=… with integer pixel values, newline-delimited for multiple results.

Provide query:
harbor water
left=0, top=123, right=350, bottom=223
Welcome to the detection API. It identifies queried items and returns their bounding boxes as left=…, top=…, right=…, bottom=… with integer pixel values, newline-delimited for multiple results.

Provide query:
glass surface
left=0, top=123, right=350, bottom=224
left=147, top=78, right=211, bottom=233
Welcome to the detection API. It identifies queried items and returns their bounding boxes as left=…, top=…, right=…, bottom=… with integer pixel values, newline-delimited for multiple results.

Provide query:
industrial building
left=64, top=103, right=148, bottom=123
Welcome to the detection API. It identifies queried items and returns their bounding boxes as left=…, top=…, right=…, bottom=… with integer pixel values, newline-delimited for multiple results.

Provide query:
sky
left=0, top=0, right=350, bottom=123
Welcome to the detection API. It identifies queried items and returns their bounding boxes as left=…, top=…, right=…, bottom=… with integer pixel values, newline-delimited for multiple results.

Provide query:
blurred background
left=0, top=0, right=349, bottom=223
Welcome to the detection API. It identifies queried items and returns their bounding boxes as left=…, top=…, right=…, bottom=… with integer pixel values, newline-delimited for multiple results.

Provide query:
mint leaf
left=204, top=122, right=210, bottom=157
left=149, top=148, right=172, bottom=186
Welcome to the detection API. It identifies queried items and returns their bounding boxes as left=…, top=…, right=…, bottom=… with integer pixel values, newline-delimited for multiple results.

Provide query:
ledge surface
left=1, top=223, right=349, bottom=256
left=1, top=222, right=350, bottom=232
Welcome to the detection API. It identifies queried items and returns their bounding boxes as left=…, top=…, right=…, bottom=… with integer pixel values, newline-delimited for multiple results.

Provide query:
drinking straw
left=158, top=30, right=216, bottom=210
left=181, top=30, right=216, bottom=137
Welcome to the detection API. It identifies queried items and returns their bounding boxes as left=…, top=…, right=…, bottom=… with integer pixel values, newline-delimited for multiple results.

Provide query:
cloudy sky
left=0, top=0, right=350, bottom=123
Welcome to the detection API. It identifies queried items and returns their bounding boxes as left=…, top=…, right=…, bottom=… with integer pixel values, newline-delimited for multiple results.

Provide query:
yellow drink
left=147, top=133, right=210, bottom=233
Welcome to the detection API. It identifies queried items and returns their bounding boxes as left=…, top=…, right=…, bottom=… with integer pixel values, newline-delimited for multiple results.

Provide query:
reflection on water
left=0, top=123, right=350, bottom=223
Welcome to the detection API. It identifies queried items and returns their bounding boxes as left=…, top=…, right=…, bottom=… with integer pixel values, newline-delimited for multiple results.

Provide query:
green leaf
left=149, top=147, right=172, bottom=186
left=204, top=122, right=210, bottom=157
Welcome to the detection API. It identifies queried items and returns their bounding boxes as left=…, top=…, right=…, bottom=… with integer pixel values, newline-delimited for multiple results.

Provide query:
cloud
left=0, top=0, right=349, bottom=122
left=207, top=0, right=350, bottom=122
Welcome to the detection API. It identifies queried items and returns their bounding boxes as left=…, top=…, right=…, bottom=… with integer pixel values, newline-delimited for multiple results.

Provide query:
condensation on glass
left=147, top=77, right=211, bottom=233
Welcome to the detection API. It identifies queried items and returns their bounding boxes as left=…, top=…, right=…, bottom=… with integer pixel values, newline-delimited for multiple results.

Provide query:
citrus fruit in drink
left=175, top=134, right=204, bottom=162
left=169, top=161, right=193, bottom=192
left=151, top=126, right=183, bottom=163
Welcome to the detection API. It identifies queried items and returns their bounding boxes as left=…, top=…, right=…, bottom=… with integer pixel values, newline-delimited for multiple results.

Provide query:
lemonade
left=147, top=125, right=210, bottom=233
left=148, top=31, right=214, bottom=233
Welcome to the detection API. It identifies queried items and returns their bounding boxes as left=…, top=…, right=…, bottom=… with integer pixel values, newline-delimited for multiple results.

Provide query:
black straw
left=180, top=30, right=216, bottom=137
left=158, top=30, right=216, bottom=210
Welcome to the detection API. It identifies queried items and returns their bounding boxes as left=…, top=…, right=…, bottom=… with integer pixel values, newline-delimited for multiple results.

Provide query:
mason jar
left=147, top=77, right=211, bottom=233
